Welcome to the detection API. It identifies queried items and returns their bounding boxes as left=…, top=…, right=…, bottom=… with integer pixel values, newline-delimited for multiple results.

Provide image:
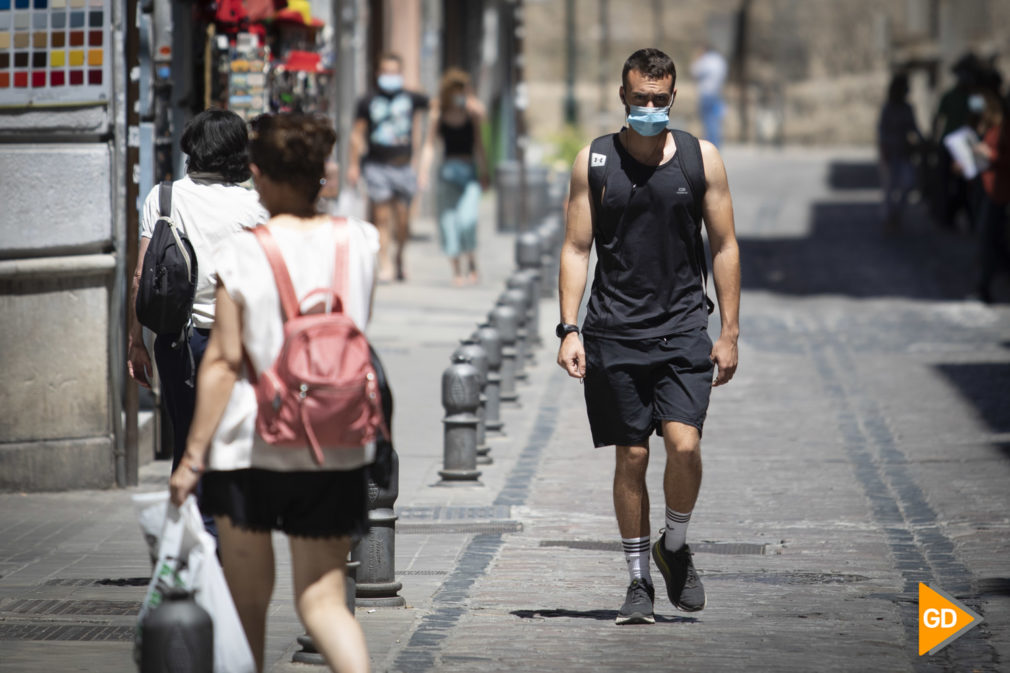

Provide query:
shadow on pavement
left=827, top=161, right=881, bottom=190
left=933, top=362, right=1010, bottom=433
left=738, top=201, right=978, bottom=300
left=511, top=608, right=698, bottom=624
left=975, top=577, right=1010, bottom=597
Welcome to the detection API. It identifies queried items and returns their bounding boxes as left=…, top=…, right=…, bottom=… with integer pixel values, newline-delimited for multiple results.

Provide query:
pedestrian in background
left=932, top=53, right=981, bottom=230
left=971, top=91, right=1010, bottom=303
left=348, top=52, right=429, bottom=282
left=128, top=108, right=267, bottom=516
left=877, top=73, right=924, bottom=231
left=558, top=48, right=740, bottom=625
left=170, top=113, right=378, bottom=673
left=690, top=44, right=728, bottom=148
left=419, top=67, right=490, bottom=286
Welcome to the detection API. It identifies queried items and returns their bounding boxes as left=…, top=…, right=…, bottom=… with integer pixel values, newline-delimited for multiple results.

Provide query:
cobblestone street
left=1, top=146, right=1008, bottom=672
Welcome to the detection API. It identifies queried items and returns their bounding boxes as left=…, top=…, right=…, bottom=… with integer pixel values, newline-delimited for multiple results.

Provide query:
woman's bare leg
left=289, top=535, right=369, bottom=673
left=215, top=516, right=275, bottom=672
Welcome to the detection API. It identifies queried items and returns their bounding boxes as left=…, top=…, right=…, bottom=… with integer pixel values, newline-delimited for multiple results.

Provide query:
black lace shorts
left=200, top=467, right=369, bottom=539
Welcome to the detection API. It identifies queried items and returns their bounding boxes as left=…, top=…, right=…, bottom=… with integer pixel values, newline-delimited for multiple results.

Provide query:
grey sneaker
left=652, top=533, right=706, bottom=612
left=615, top=578, right=655, bottom=625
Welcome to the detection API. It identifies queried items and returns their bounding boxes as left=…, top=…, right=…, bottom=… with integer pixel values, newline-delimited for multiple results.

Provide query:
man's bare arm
left=557, top=145, right=594, bottom=378
left=699, top=140, right=740, bottom=385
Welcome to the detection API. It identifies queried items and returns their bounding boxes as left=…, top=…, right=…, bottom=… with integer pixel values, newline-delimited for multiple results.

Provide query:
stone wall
left=523, top=0, right=1010, bottom=151
left=0, top=98, right=123, bottom=491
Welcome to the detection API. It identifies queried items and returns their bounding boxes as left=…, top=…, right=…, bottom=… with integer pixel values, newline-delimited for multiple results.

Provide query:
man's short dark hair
left=622, top=48, right=676, bottom=92
left=180, top=107, right=251, bottom=183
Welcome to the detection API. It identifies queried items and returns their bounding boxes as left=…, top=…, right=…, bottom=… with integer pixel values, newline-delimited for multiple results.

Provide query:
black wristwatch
left=556, top=322, right=580, bottom=338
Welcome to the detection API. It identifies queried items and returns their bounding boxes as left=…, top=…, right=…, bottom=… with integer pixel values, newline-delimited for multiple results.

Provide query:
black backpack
left=136, top=182, right=198, bottom=337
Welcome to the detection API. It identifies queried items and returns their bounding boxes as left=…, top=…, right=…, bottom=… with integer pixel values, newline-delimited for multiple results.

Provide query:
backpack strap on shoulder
left=158, top=181, right=172, bottom=219
left=671, top=130, right=715, bottom=315
left=330, top=217, right=350, bottom=311
left=671, top=130, right=705, bottom=221
left=252, top=226, right=300, bottom=322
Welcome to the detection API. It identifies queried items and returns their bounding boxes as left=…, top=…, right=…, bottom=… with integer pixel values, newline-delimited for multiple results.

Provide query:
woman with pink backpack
left=169, top=113, right=379, bottom=673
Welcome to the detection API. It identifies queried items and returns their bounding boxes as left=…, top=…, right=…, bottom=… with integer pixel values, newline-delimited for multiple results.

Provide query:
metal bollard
left=538, top=216, right=562, bottom=299
left=475, top=324, right=504, bottom=434
left=508, top=270, right=540, bottom=352
left=292, top=560, right=360, bottom=665
left=439, top=357, right=482, bottom=482
left=498, top=288, right=529, bottom=381
left=454, top=341, right=491, bottom=464
left=516, top=229, right=546, bottom=302
left=352, top=452, right=405, bottom=606
left=488, top=304, right=519, bottom=404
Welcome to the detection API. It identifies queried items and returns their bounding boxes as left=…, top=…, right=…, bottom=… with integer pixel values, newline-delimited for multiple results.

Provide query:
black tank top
left=583, top=131, right=708, bottom=338
left=439, top=117, right=475, bottom=156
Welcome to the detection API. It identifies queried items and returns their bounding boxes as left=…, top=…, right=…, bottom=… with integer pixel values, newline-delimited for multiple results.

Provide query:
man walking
left=557, top=48, right=740, bottom=625
left=348, top=52, right=429, bottom=281
left=690, top=44, right=728, bottom=148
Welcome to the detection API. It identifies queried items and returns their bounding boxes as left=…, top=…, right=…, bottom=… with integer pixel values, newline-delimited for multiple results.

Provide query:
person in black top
left=557, top=48, right=740, bottom=625
left=419, top=68, right=490, bottom=285
left=878, top=73, right=924, bottom=231
left=348, top=53, right=429, bottom=281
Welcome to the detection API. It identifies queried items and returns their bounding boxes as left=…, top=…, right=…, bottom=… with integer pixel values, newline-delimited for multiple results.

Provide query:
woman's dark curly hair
left=180, top=108, right=252, bottom=183
left=248, top=113, right=337, bottom=203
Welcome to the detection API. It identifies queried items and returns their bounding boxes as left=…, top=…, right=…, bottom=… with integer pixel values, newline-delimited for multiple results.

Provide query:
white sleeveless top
left=209, top=217, right=380, bottom=472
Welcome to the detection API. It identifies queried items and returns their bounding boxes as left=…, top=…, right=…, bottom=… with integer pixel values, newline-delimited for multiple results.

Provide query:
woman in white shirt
left=170, top=113, right=378, bottom=673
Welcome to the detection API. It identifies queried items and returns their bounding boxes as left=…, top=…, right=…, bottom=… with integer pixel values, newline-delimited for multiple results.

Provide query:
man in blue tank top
left=556, top=48, right=741, bottom=625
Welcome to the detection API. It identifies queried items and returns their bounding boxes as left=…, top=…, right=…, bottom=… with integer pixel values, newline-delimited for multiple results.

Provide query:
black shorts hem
left=653, top=415, right=706, bottom=439
left=200, top=467, right=369, bottom=540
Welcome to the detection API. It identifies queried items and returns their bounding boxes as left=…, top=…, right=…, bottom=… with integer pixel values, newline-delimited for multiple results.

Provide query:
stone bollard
left=474, top=324, right=504, bottom=434
left=488, top=304, right=519, bottom=405
left=292, top=560, right=360, bottom=665
left=498, top=288, right=529, bottom=381
left=438, top=357, right=482, bottom=482
left=454, top=341, right=491, bottom=464
left=508, top=270, right=540, bottom=354
left=352, top=452, right=405, bottom=607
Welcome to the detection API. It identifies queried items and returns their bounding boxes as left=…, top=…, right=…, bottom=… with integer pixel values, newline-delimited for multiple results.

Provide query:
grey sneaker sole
left=615, top=611, right=656, bottom=625
left=652, top=541, right=707, bottom=612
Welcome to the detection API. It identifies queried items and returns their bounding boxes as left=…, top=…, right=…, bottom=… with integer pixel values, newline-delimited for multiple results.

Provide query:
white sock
left=664, top=507, right=692, bottom=552
left=622, top=536, right=652, bottom=584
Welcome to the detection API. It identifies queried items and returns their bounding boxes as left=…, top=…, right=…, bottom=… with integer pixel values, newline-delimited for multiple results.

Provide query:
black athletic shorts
left=582, top=329, right=715, bottom=447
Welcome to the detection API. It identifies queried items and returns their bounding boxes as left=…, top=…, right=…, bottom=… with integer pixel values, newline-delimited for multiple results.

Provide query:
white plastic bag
left=132, top=491, right=169, bottom=567
left=134, top=495, right=256, bottom=673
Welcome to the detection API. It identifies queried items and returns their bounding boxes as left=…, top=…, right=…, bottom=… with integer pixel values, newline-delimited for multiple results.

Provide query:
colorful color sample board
left=0, top=0, right=110, bottom=107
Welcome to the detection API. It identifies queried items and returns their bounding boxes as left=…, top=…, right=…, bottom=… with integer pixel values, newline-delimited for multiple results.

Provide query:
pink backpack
left=249, top=221, right=386, bottom=465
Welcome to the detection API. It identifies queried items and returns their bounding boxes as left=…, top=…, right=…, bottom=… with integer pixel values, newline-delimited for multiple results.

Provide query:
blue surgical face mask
left=377, top=74, right=403, bottom=93
left=626, top=104, right=671, bottom=136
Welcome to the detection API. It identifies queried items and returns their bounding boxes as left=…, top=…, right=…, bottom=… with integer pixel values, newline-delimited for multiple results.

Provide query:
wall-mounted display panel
left=0, top=0, right=110, bottom=107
